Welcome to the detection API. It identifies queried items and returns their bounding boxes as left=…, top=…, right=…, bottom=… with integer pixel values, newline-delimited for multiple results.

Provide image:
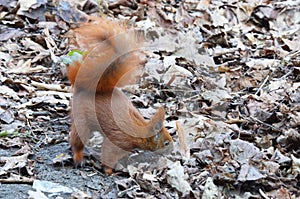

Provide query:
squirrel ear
left=153, top=121, right=163, bottom=133
left=148, top=107, right=165, bottom=137
left=154, top=107, right=165, bottom=120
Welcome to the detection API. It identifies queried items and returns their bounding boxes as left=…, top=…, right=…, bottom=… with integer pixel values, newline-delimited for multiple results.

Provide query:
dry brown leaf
left=176, top=121, right=190, bottom=159
left=202, top=177, right=219, bottom=199
left=0, top=153, right=29, bottom=175
left=167, top=161, right=192, bottom=197
left=0, top=173, right=34, bottom=184
left=238, top=163, right=265, bottom=182
left=0, top=85, right=20, bottom=100
left=5, top=59, right=48, bottom=74
left=28, top=190, right=48, bottom=199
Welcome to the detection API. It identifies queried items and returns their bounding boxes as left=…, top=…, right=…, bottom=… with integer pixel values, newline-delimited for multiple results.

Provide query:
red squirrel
left=67, top=17, right=173, bottom=174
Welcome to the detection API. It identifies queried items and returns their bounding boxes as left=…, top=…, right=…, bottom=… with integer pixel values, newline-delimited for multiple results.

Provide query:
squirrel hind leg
left=101, top=137, right=130, bottom=175
left=73, top=150, right=84, bottom=165
left=69, top=125, right=85, bottom=165
left=103, top=166, right=114, bottom=175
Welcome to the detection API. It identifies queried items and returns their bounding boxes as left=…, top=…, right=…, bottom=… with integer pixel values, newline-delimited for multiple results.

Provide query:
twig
left=248, top=116, right=281, bottom=131
left=166, top=74, right=176, bottom=87
left=255, top=75, right=269, bottom=96
left=0, top=174, right=34, bottom=184
left=31, top=80, right=69, bottom=92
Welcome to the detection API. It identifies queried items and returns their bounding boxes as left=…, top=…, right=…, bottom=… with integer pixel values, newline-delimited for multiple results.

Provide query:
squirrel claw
left=103, top=166, right=114, bottom=175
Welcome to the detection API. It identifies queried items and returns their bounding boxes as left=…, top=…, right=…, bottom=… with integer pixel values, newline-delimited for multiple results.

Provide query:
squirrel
left=67, top=17, right=173, bottom=174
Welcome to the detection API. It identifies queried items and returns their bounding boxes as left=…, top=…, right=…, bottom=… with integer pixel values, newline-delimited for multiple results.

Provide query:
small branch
left=248, top=116, right=281, bottom=131
left=255, top=75, right=269, bottom=96
left=0, top=174, right=34, bottom=184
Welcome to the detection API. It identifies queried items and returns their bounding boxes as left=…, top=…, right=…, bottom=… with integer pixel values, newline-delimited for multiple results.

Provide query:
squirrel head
left=145, top=107, right=173, bottom=153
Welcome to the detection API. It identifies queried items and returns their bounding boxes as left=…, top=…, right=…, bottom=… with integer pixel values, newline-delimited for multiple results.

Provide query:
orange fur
left=68, top=17, right=173, bottom=174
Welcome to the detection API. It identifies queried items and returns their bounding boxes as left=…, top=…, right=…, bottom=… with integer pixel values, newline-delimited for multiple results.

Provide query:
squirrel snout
left=157, top=139, right=174, bottom=154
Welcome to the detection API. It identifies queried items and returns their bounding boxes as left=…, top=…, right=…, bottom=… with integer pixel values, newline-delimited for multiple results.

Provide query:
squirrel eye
left=164, top=140, right=170, bottom=146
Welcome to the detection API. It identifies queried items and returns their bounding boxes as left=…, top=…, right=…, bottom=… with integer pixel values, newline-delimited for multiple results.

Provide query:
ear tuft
left=155, top=107, right=165, bottom=120
left=152, top=107, right=165, bottom=124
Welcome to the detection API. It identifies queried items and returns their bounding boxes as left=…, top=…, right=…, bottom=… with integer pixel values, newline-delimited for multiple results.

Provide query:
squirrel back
left=67, top=17, right=173, bottom=174
left=68, top=17, right=144, bottom=92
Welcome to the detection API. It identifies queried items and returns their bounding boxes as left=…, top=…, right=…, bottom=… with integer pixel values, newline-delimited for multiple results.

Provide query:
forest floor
left=0, top=0, right=299, bottom=198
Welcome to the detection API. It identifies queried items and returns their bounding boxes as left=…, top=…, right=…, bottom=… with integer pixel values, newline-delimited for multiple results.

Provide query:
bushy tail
left=67, top=17, right=144, bottom=93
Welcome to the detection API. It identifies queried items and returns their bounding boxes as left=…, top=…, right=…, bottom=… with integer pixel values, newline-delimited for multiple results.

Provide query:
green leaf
left=62, top=50, right=87, bottom=65
left=67, top=50, right=86, bottom=57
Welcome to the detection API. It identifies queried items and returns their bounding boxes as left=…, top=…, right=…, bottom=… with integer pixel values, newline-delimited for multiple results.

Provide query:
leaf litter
left=0, top=0, right=299, bottom=198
